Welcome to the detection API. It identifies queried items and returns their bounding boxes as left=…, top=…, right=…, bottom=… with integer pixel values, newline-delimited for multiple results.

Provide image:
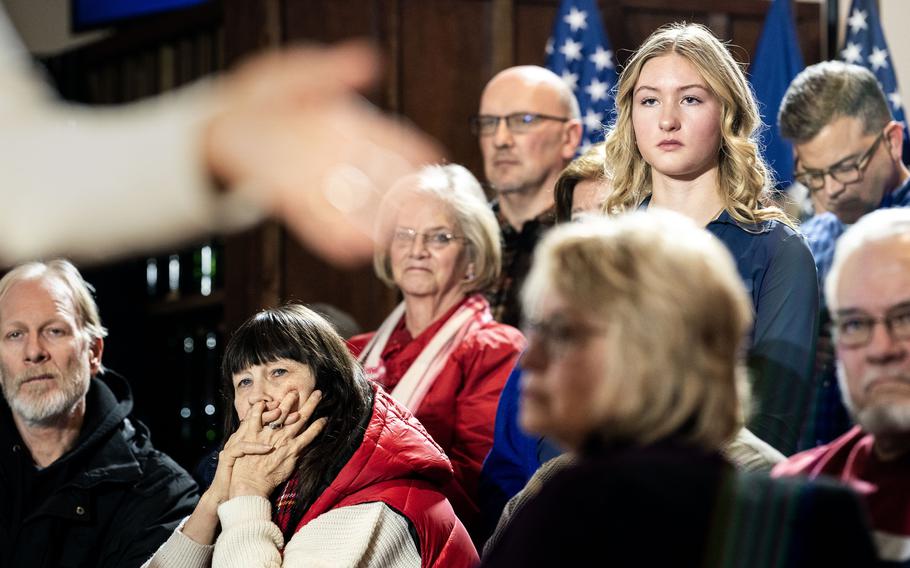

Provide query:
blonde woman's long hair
left=603, top=22, right=792, bottom=227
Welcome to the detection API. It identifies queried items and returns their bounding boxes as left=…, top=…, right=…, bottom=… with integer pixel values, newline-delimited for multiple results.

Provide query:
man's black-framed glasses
left=794, top=130, right=888, bottom=192
left=832, top=303, right=910, bottom=348
left=469, top=113, right=570, bottom=136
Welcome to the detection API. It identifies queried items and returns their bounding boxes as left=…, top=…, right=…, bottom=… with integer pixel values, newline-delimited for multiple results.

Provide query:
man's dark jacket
left=0, top=372, right=198, bottom=568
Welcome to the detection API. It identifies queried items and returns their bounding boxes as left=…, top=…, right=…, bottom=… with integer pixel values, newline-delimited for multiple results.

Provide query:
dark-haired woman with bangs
left=144, top=304, right=477, bottom=568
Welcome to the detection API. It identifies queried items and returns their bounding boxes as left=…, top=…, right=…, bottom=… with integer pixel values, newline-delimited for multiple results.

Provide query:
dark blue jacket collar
left=880, top=175, right=910, bottom=208
left=638, top=194, right=775, bottom=235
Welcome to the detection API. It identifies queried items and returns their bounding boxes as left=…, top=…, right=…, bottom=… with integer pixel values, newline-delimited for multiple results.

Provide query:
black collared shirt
left=487, top=201, right=557, bottom=328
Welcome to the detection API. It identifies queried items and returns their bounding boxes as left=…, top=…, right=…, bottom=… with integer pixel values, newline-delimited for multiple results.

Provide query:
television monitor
left=72, top=0, right=210, bottom=31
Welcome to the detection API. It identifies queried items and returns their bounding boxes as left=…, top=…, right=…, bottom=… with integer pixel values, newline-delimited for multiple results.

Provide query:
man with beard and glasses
left=773, top=208, right=910, bottom=567
left=0, top=260, right=197, bottom=568
left=471, top=66, right=582, bottom=327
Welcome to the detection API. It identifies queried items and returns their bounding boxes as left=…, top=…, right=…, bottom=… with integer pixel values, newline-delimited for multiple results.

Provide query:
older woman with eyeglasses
left=348, top=164, right=525, bottom=539
left=480, top=211, right=877, bottom=567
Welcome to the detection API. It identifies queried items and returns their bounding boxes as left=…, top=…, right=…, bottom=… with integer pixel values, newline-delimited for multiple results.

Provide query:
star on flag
left=582, top=108, right=603, bottom=131
left=561, top=70, right=579, bottom=91
left=847, top=8, right=868, bottom=35
left=564, top=7, right=587, bottom=32
left=841, top=42, right=862, bottom=64
left=545, top=0, right=618, bottom=146
left=868, top=46, right=889, bottom=70
left=841, top=0, right=909, bottom=161
left=589, top=46, right=614, bottom=71
left=584, top=78, right=610, bottom=102
left=559, top=38, right=583, bottom=62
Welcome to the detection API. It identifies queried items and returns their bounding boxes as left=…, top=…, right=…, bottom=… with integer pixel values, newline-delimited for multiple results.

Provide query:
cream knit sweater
left=143, top=496, right=420, bottom=568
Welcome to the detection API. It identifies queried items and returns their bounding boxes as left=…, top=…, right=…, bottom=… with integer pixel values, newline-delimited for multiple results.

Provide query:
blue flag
left=749, top=0, right=804, bottom=188
left=841, top=0, right=909, bottom=161
left=545, top=0, right=618, bottom=152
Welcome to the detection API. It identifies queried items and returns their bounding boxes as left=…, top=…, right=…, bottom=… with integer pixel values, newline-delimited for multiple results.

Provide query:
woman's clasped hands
left=169, top=390, right=326, bottom=548
left=223, top=389, right=328, bottom=499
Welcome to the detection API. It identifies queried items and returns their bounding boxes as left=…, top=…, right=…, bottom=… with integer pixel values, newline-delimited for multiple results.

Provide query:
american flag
left=841, top=0, right=909, bottom=159
left=749, top=0, right=804, bottom=188
left=545, top=0, right=618, bottom=152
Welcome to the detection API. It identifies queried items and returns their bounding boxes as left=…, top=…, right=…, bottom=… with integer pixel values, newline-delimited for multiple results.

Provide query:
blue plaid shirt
left=800, top=176, right=910, bottom=449
left=803, top=177, right=910, bottom=290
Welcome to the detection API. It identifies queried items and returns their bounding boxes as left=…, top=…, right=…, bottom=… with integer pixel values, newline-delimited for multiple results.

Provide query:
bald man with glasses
left=773, top=209, right=910, bottom=567
left=779, top=61, right=910, bottom=450
left=471, top=66, right=582, bottom=327
left=472, top=67, right=580, bottom=547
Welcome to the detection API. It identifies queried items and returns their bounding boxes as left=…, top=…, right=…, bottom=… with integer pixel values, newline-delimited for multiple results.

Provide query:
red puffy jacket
left=296, top=385, right=479, bottom=567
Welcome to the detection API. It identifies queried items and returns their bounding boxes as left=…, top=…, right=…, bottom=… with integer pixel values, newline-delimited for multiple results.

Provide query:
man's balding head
left=477, top=66, right=582, bottom=200
left=483, top=66, right=581, bottom=121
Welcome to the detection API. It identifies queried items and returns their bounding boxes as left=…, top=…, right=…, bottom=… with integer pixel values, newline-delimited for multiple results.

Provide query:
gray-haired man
left=0, top=260, right=197, bottom=568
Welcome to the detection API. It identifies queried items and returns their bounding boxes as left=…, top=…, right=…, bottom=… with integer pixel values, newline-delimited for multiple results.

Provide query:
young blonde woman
left=602, top=23, right=817, bottom=455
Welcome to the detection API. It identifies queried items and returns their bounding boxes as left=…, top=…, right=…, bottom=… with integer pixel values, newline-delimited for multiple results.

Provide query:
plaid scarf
left=273, top=474, right=301, bottom=535
left=488, top=201, right=556, bottom=327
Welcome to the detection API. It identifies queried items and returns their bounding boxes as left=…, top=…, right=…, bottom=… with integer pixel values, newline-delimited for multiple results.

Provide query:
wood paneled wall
left=28, top=0, right=822, bottom=470
left=42, top=5, right=223, bottom=103
left=46, top=0, right=823, bottom=334
left=221, top=0, right=821, bottom=331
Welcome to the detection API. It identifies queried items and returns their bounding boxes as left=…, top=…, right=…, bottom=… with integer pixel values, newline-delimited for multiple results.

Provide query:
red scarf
left=272, top=475, right=300, bottom=536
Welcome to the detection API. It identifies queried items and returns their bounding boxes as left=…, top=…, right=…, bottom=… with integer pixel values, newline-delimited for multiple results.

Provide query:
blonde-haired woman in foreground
left=481, top=212, right=875, bottom=567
